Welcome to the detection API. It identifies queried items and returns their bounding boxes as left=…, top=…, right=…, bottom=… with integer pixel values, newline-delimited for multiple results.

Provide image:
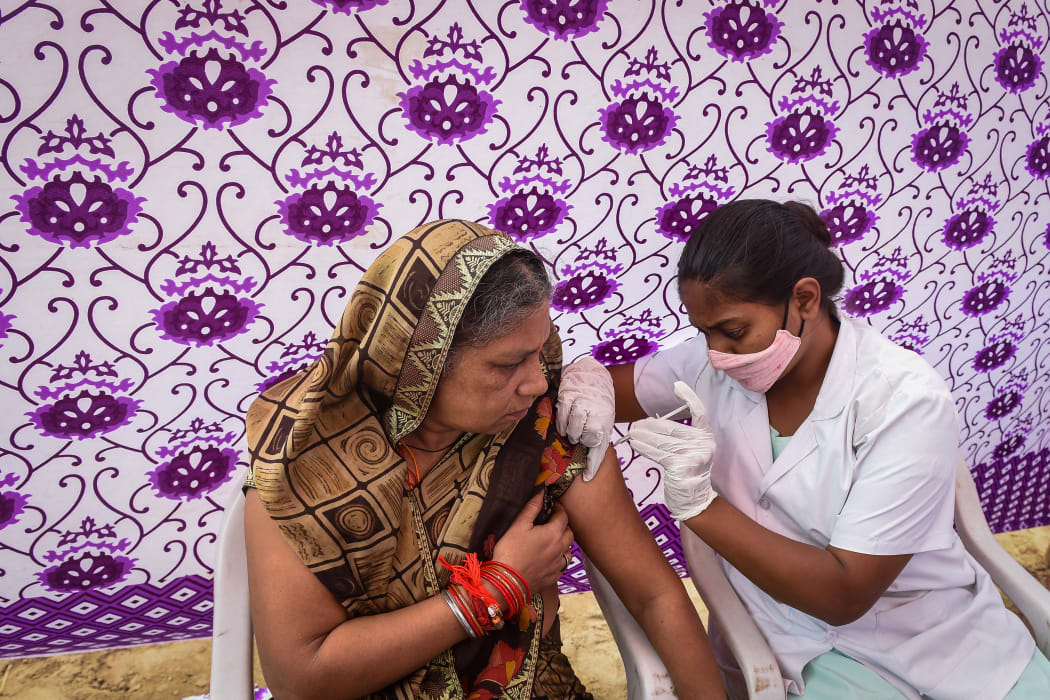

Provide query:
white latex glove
left=556, top=357, right=616, bottom=481
left=628, top=381, right=716, bottom=521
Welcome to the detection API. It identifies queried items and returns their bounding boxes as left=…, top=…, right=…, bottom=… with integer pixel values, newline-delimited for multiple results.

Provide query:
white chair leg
left=209, top=489, right=256, bottom=699
left=681, top=526, right=785, bottom=700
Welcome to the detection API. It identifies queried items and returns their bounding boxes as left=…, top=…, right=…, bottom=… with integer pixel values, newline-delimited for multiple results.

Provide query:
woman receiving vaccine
left=556, top=200, right=1050, bottom=698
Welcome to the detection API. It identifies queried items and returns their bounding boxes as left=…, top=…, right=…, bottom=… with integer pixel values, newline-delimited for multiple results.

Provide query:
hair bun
left=783, top=201, right=832, bottom=248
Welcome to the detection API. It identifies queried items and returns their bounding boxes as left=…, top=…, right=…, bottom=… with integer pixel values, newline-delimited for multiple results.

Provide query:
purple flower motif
left=313, top=0, right=389, bottom=13
left=0, top=490, right=28, bottom=530
left=842, top=278, right=905, bottom=316
left=148, top=445, right=238, bottom=500
left=1044, top=222, right=1050, bottom=250
left=152, top=287, right=262, bottom=347
left=766, top=108, right=839, bottom=163
left=278, top=182, right=380, bottom=246
left=984, top=389, right=1021, bottom=420
left=520, top=0, right=610, bottom=39
left=655, top=193, right=719, bottom=242
left=973, top=339, right=1016, bottom=372
left=12, top=171, right=144, bottom=248
left=863, top=20, right=928, bottom=78
left=149, top=47, right=275, bottom=130
left=1025, top=136, right=1050, bottom=179
left=551, top=270, right=619, bottom=312
left=961, top=279, right=1010, bottom=317
left=489, top=188, right=570, bottom=241
left=942, top=207, right=994, bottom=250
left=992, top=433, right=1025, bottom=459
left=27, top=389, right=140, bottom=440
left=592, top=333, right=658, bottom=365
left=994, top=43, right=1043, bottom=94
left=39, top=551, right=134, bottom=592
left=911, top=123, right=970, bottom=172
left=599, top=93, right=678, bottom=154
left=705, top=0, right=782, bottom=62
left=820, top=201, right=876, bottom=246
left=400, top=74, right=499, bottom=145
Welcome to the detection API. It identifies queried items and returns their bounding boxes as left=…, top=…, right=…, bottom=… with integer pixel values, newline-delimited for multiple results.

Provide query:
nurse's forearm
left=683, top=497, right=910, bottom=626
left=608, top=362, right=649, bottom=422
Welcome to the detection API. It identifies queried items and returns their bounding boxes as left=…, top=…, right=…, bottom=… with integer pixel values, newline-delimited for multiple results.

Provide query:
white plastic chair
left=209, top=488, right=254, bottom=699
left=682, top=458, right=1050, bottom=699
left=209, top=486, right=676, bottom=699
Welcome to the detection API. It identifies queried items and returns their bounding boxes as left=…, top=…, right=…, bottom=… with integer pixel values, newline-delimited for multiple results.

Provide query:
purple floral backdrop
left=0, top=0, right=1048, bottom=658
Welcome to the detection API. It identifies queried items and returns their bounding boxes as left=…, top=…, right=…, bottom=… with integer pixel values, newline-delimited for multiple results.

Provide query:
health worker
left=556, top=199, right=1050, bottom=699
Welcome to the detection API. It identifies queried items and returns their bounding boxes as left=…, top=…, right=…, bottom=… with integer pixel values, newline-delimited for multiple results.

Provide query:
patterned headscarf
left=245, top=220, right=586, bottom=699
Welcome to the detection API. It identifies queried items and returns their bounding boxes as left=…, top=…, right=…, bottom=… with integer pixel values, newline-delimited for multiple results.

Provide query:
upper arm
left=558, top=447, right=683, bottom=611
left=831, top=380, right=959, bottom=557
left=244, top=489, right=349, bottom=689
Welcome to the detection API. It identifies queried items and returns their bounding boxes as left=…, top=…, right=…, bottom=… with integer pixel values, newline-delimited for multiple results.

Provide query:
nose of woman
left=519, top=353, right=549, bottom=398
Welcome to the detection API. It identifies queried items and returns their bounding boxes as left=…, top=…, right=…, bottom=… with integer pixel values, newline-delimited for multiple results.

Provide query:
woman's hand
left=629, top=381, right=717, bottom=521
left=492, top=492, right=574, bottom=593
left=556, top=357, right=616, bottom=481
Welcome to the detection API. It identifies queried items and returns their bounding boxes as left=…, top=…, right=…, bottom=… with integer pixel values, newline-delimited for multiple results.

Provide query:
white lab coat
left=634, top=315, right=1033, bottom=699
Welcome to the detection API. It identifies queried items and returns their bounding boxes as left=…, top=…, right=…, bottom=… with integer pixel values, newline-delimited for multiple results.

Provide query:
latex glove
left=628, top=381, right=716, bottom=521
left=556, top=357, right=616, bottom=481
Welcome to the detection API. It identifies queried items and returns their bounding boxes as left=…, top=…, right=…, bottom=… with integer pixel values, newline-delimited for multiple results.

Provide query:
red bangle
left=483, top=561, right=531, bottom=604
left=484, top=573, right=517, bottom=617
left=481, top=566, right=522, bottom=617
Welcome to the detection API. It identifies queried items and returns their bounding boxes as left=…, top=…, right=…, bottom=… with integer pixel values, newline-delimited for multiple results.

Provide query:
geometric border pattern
left=974, top=448, right=1050, bottom=534
left=0, top=575, right=212, bottom=659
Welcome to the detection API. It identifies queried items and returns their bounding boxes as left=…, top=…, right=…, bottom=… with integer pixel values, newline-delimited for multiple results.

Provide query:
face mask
left=707, top=301, right=804, bottom=393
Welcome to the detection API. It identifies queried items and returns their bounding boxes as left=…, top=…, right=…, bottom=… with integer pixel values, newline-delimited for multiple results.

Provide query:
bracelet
left=480, top=564, right=523, bottom=617
left=482, top=561, right=530, bottom=611
left=443, top=589, right=478, bottom=638
left=439, top=554, right=533, bottom=635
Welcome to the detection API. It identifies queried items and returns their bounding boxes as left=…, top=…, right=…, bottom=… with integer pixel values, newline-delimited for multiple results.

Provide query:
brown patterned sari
left=244, top=220, right=593, bottom=699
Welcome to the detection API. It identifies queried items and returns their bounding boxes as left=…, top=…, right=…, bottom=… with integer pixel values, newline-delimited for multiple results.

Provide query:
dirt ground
left=1, top=528, right=1047, bottom=700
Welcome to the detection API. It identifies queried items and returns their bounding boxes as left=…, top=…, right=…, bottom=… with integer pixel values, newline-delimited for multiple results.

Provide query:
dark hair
left=677, top=199, right=844, bottom=309
left=446, top=248, right=552, bottom=367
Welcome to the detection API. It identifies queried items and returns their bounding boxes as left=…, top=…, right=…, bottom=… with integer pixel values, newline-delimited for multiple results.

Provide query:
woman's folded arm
left=244, top=489, right=470, bottom=700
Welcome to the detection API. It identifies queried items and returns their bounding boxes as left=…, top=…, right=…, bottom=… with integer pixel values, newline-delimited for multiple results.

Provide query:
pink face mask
left=707, top=303, right=804, bottom=393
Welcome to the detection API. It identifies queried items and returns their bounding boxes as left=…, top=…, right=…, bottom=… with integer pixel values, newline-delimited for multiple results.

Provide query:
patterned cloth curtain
left=0, top=0, right=1047, bottom=659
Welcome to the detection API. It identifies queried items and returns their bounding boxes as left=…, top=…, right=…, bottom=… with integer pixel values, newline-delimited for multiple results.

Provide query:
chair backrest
left=953, top=458, right=1050, bottom=656
left=209, top=487, right=255, bottom=699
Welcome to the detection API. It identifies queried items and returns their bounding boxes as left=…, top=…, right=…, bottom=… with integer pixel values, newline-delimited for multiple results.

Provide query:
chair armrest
left=681, top=526, right=785, bottom=700
left=209, top=488, right=256, bottom=700
left=955, top=459, right=1050, bottom=656
left=581, top=554, right=676, bottom=699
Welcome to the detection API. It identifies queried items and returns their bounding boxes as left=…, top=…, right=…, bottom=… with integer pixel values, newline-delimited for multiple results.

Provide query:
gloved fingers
left=554, top=394, right=570, bottom=435
left=582, top=444, right=605, bottom=481
left=672, top=381, right=713, bottom=433
left=631, top=418, right=709, bottom=449
left=564, top=403, right=589, bottom=444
